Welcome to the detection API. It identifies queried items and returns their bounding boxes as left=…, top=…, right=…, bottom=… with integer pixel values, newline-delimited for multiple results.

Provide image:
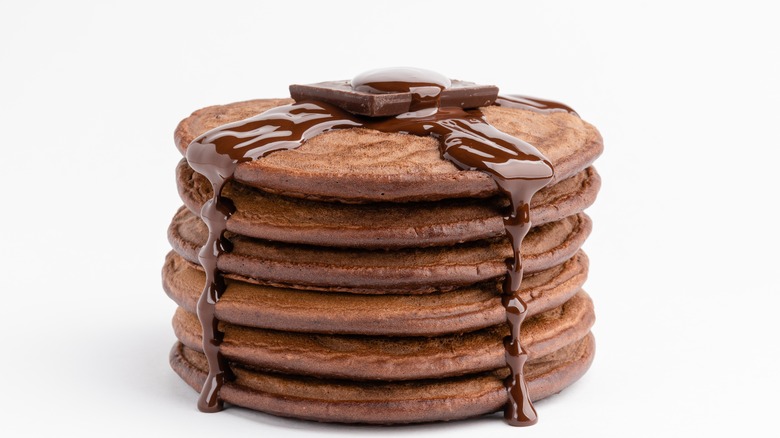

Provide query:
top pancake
left=174, top=99, right=603, bottom=202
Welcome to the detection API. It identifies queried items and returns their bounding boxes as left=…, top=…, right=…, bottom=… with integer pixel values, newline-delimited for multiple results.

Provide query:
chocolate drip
left=184, top=70, right=554, bottom=425
left=185, top=104, right=361, bottom=412
left=496, top=94, right=578, bottom=116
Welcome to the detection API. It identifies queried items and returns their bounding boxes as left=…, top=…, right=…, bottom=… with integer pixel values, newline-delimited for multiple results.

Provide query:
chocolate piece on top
left=289, top=79, right=499, bottom=117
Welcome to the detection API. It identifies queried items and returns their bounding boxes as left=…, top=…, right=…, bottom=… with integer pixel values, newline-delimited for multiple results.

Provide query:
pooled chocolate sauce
left=184, top=68, right=554, bottom=426
left=351, top=67, right=451, bottom=111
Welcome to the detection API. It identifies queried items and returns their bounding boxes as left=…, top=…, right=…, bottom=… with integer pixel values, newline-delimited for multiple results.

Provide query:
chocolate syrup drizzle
left=184, top=68, right=556, bottom=425
left=496, top=94, right=578, bottom=116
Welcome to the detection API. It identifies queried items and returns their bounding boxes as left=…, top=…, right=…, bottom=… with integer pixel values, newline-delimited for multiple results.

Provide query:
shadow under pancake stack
left=162, top=68, right=603, bottom=426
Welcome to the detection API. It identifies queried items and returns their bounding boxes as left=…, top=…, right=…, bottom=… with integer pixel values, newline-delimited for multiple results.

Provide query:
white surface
left=1, top=1, right=778, bottom=436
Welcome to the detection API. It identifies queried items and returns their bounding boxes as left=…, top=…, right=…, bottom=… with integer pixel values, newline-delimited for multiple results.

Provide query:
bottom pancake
left=169, top=332, right=595, bottom=424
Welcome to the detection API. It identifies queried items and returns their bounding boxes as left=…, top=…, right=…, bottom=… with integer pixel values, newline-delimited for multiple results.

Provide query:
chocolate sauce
left=352, top=67, right=452, bottom=93
left=351, top=67, right=451, bottom=111
left=185, top=104, right=361, bottom=412
left=184, top=69, right=554, bottom=425
left=496, top=94, right=578, bottom=116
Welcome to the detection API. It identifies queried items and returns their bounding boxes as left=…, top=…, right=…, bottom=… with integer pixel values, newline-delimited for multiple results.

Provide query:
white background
left=1, top=1, right=778, bottom=436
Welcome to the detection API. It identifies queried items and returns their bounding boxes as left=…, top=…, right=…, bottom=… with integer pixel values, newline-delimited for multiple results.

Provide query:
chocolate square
left=289, top=80, right=498, bottom=117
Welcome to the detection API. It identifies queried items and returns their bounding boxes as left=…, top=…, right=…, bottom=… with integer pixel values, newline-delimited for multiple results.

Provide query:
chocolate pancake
left=171, top=291, right=594, bottom=381
left=173, top=99, right=603, bottom=202
left=162, top=250, right=589, bottom=335
left=169, top=332, right=595, bottom=424
left=177, top=159, right=601, bottom=248
left=167, top=207, right=592, bottom=293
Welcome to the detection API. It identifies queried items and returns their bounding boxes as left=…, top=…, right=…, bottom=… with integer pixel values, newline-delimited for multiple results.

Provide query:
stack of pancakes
left=163, top=98, right=603, bottom=424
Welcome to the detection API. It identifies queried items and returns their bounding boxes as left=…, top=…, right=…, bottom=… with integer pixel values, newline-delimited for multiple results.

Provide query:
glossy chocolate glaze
left=185, top=104, right=361, bottom=412
left=184, top=69, right=554, bottom=425
left=351, top=67, right=451, bottom=111
left=352, top=67, right=452, bottom=93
